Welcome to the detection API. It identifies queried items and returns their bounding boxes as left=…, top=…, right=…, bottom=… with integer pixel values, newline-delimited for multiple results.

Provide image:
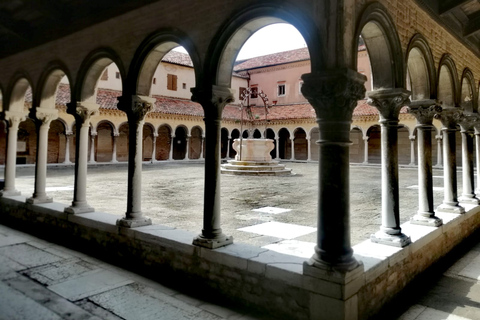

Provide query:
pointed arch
left=437, top=54, right=459, bottom=108
left=36, top=60, right=72, bottom=110
left=460, top=68, right=476, bottom=113
left=406, top=34, right=436, bottom=100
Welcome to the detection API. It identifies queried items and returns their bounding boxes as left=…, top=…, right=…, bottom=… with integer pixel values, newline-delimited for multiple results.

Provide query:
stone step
left=221, top=164, right=287, bottom=171
left=227, top=160, right=280, bottom=166
left=220, top=168, right=293, bottom=176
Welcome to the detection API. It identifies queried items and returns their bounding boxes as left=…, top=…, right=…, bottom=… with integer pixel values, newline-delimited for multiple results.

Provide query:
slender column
left=435, top=135, right=443, bottom=167
left=475, top=126, right=480, bottom=194
left=27, top=108, right=58, bottom=204
left=64, top=102, right=99, bottom=214
left=290, top=138, right=295, bottom=160
left=275, top=137, right=280, bottom=159
left=458, top=115, right=479, bottom=205
left=185, top=134, right=191, bottom=160
left=409, top=135, right=416, bottom=166
left=191, top=85, right=234, bottom=249
left=151, top=133, right=157, bottom=162
left=408, top=101, right=443, bottom=226
left=301, top=69, right=365, bottom=272
left=200, top=135, right=205, bottom=159
left=307, top=137, right=311, bottom=161
left=1, top=111, right=26, bottom=196
left=436, top=108, right=465, bottom=213
left=111, top=133, right=118, bottom=163
left=363, top=136, right=369, bottom=164
left=226, top=136, right=231, bottom=159
left=169, top=134, right=174, bottom=160
left=116, top=95, right=155, bottom=228
left=368, top=88, right=411, bottom=247
left=64, top=132, right=72, bottom=164
left=89, top=132, right=96, bottom=163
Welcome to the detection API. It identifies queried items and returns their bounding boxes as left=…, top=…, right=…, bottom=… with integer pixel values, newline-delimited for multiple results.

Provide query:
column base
left=370, top=231, right=411, bottom=247
left=410, top=214, right=443, bottom=227
left=64, top=203, right=95, bottom=214
left=436, top=203, right=465, bottom=214
left=116, top=217, right=152, bottom=228
left=458, top=195, right=480, bottom=205
left=193, top=234, right=233, bottom=249
left=0, top=189, right=21, bottom=197
left=26, top=196, right=53, bottom=205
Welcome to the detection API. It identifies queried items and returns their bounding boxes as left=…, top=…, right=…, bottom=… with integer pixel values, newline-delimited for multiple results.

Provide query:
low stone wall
left=1, top=195, right=479, bottom=320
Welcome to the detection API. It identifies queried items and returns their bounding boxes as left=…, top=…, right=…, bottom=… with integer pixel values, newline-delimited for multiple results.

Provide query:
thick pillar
left=458, top=115, right=479, bottom=205
left=368, top=88, right=411, bottom=247
left=185, top=134, right=191, bottom=160
left=408, top=101, right=443, bottom=227
left=409, top=135, right=416, bottom=166
left=111, top=133, right=118, bottom=163
left=301, top=69, right=365, bottom=272
left=89, top=132, right=96, bottom=163
left=436, top=108, right=465, bottom=213
left=151, top=133, right=157, bottom=162
left=290, top=138, right=295, bottom=160
left=191, top=85, right=234, bottom=249
left=64, top=132, right=72, bottom=164
left=1, top=111, right=26, bottom=196
left=116, top=95, right=155, bottom=228
left=435, top=134, right=443, bottom=167
left=363, top=136, right=369, bottom=164
left=64, top=102, right=99, bottom=214
left=27, top=108, right=58, bottom=204
left=169, top=134, right=174, bottom=160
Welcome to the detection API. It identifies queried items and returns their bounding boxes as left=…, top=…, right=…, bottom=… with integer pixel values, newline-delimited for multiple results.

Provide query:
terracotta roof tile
left=162, top=50, right=194, bottom=68
left=234, top=47, right=310, bottom=71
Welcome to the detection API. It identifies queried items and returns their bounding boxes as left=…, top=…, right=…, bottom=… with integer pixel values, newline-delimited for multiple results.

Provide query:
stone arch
left=253, top=129, right=262, bottom=139
left=355, top=2, right=405, bottom=89
left=208, top=4, right=319, bottom=88
left=36, top=61, right=72, bottom=110
left=230, top=129, right=240, bottom=158
left=48, top=119, right=67, bottom=163
left=221, top=127, right=229, bottom=159
left=460, top=68, right=476, bottom=113
left=190, top=126, right=203, bottom=159
left=117, top=122, right=129, bottom=162
left=437, top=54, right=459, bottom=108
left=143, top=122, right=155, bottom=161
left=17, top=118, right=37, bottom=164
left=367, top=125, right=381, bottom=163
left=173, top=126, right=188, bottom=160
left=265, top=128, right=276, bottom=159
left=278, top=127, right=291, bottom=159
left=96, top=120, right=115, bottom=162
left=309, top=127, right=319, bottom=161
left=293, top=127, right=307, bottom=160
left=6, top=74, right=34, bottom=113
left=406, top=34, right=436, bottom=101
left=127, top=29, right=200, bottom=96
left=350, top=127, right=364, bottom=163
left=156, top=124, right=172, bottom=161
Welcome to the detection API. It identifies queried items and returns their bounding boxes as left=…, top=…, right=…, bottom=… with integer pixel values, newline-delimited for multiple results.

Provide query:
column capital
left=301, top=68, right=366, bottom=121
left=74, top=101, right=99, bottom=125
left=459, top=113, right=479, bottom=132
left=118, top=95, right=155, bottom=123
left=4, top=110, right=27, bottom=125
left=367, top=88, right=410, bottom=122
left=408, top=100, right=442, bottom=126
left=35, top=107, right=58, bottom=125
left=437, top=107, right=464, bottom=129
left=409, top=135, right=416, bottom=141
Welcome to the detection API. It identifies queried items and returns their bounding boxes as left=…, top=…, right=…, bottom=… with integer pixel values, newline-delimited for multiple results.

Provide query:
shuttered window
left=167, top=74, right=177, bottom=91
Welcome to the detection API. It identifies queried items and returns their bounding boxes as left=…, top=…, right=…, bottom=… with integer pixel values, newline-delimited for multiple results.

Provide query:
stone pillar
left=64, top=102, right=99, bottom=214
left=64, top=132, right=72, bottom=164
left=307, top=136, right=312, bottom=161
left=301, top=69, right=365, bottom=272
left=116, top=95, right=155, bottom=228
left=367, top=88, right=411, bottom=247
left=290, top=138, right=295, bottom=160
left=185, top=134, right=191, bottom=160
left=169, top=134, right=174, bottom=160
left=475, top=127, right=480, bottom=195
left=409, top=135, right=416, bottom=166
left=275, top=137, right=280, bottom=159
left=27, top=108, right=58, bottom=204
left=1, top=111, right=26, bottom=196
left=191, top=85, right=234, bottom=249
left=408, top=101, right=443, bottom=227
left=435, top=134, right=443, bottom=167
left=151, top=133, right=157, bottom=162
left=111, top=133, right=119, bottom=163
left=458, top=115, right=479, bottom=205
left=200, top=135, right=205, bottom=159
left=226, top=136, right=231, bottom=159
left=362, top=136, right=369, bottom=164
left=436, top=107, right=465, bottom=214
left=89, top=131, right=96, bottom=163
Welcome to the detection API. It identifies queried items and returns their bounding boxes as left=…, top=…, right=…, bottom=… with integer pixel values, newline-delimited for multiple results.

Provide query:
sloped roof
left=234, top=47, right=310, bottom=71
left=161, top=50, right=194, bottom=68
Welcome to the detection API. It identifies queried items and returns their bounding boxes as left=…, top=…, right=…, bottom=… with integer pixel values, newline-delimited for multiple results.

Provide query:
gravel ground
left=5, top=161, right=450, bottom=247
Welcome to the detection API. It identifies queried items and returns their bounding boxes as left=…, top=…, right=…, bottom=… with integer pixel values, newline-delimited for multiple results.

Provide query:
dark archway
left=293, top=128, right=307, bottom=160
left=173, top=127, right=187, bottom=160
left=157, top=125, right=172, bottom=160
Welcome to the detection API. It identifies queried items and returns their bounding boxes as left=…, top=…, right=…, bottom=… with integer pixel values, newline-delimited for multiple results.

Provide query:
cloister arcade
left=2, top=1, right=480, bottom=319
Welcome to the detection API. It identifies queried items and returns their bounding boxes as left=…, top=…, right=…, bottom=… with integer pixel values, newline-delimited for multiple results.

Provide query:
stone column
left=408, top=101, right=443, bottom=227
left=89, top=131, right=96, bottom=163
left=200, top=135, right=205, bottom=159
left=27, top=108, right=58, bottom=204
left=362, top=136, right=369, bottom=164
left=275, top=137, right=280, bottom=159
left=435, top=134, right=443, bottom=167
left=226, top=136, right=231, bottom=159
left=64, top=102, right=99, bottom=214
left=301, top=69, right=365, bottom=272
left=191, top=85, right=234, bottom=249
left=290, top=138, right=295, bottom=160
left=367, top=88, right=411, bottom=247
left=111, top=133, right=119, bottom=163
left=1, top=111, right=26, bottom=196
left=436, top=107, right=465, bottom=213
left=458, top=115, right=479, bottom=205
left=475, top=126, right=480, bottom=195
left=307, top=136, right=312, bottom=161
left=64, top=132, right=72, bottom=164
left=185, top=134, right=191, bottom=160
left=409, top=135, right=416, bottom=166
left=151, top=133, right=157, bottom=162
left=169, top=134, right=174, bottom=160
left=116, top=95, right=155, bottom=228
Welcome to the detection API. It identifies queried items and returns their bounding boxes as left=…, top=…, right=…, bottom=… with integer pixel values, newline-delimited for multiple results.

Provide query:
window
left=250, top=86, right=258, bottom=98
left=115, top=72, right=120, bottom=79
left=278, top=84, right=286, bottom=96
left=239, top=87, right=247, bottom=100
left=167, top=74, right=177, bottom=91
left=100, top=68, right=108, bottom=81
left=182, top=83, right=186, bottom=89
left=153, top=77, right=156, bottom=84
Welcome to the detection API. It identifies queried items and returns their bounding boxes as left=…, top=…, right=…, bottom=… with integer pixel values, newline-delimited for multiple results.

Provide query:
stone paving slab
left=0, top=243, right=64, bottom=268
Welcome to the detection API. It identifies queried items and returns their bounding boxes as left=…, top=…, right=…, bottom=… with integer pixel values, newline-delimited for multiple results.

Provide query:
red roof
left=234, top=47, right=310, bottom=71
left=161, top=50, right=194, bottom=68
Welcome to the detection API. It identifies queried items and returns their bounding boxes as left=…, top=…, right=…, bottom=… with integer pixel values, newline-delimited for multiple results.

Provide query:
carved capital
left=301, top=69, right=366, bottom=121
left=459, top=113, right=479, bottom=132
left=4, top=110, right=27, bottom=127
left=408, top=100, right=441, bottom=126
left=437, top=107, right=464, bottom=129
left=367, top=88, right=410, bottom=122
left=117, top=95, right=155, bottom=123
left=76, top=101, right=99, bottom=126
left=35, top=107, right=58, bottom=125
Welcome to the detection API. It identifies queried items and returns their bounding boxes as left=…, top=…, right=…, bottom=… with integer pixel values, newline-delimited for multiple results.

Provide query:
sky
left=174, top=23, right=306, bottom=60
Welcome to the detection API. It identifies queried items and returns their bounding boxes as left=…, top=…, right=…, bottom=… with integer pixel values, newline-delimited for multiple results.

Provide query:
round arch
left=173, top=125, right=188, bottom=160
left=36, top=61, right=72, bottom=110
left=6, top=72, right=34, bottom=113
left=278, top=127, right=291, bottom=159
left=437, top=54, right=459, bottom=108
left=355, top=2, right=405, bottom=89
left=190, top=126, right=203, bottom=159
left=157, top=123, right=173, bottom=161
left=460, top=68, right=476, bottom=113
left=367, top=125, right=381, bottom=164
left=293, top=127, right=307, bottom=160
left=406, top=34, right=436, bottom=100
